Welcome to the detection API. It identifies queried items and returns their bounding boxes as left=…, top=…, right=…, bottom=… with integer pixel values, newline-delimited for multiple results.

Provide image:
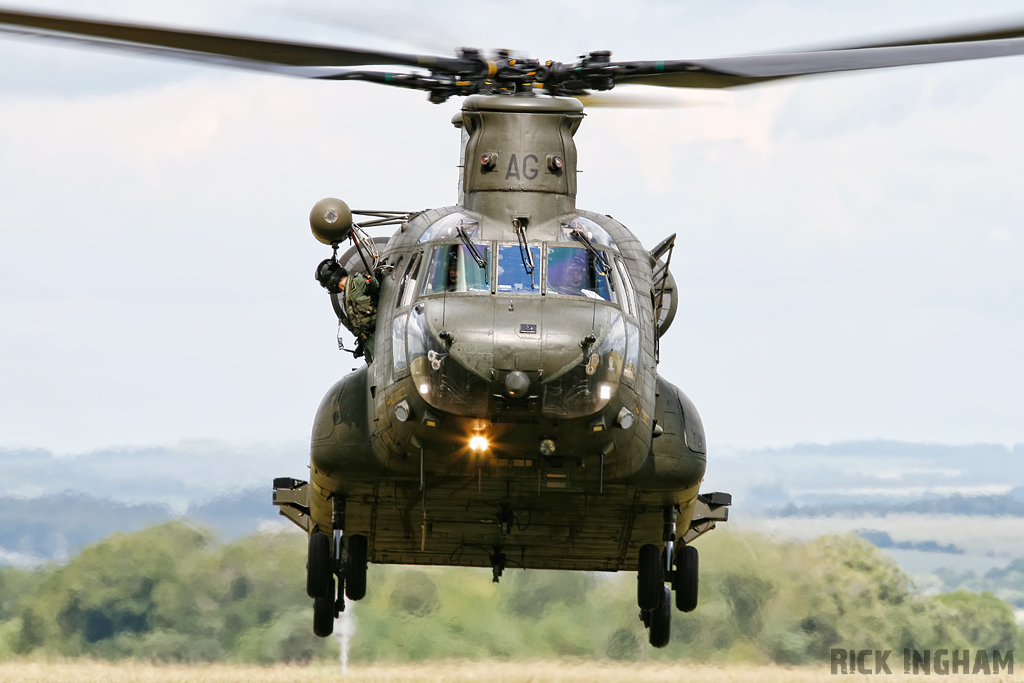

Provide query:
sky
left=0, top=0, right=1021, bottom=454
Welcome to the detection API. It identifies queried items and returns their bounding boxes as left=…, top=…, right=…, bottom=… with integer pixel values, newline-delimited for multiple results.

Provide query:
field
left=0, top=660, right=1021, bottom=683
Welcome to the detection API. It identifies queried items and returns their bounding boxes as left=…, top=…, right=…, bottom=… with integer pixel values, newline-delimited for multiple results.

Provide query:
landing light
left=469, top=436, right=489, bottom=452
left=419, top=383, right=429, bottom=395
left=599, top=383, right=613, bottom=400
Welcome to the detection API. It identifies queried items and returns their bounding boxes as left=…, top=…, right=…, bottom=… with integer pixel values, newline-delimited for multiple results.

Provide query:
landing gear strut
left=310, top=497, right=371, bottom=638
left=636, top=505, right=691, bottom=648
left=491, top=547, right=507, bottom=583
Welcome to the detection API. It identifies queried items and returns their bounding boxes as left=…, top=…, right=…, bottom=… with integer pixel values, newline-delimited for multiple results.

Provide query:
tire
left=345, top=534, right=368, bottom=601
left=674, top=544, right=699, bottom=612
left=313, top=575, right=335, bottom=637
left=306, top=532, right=332, bottom=599
left=648, top=585, right=672, bottom=648
left=637, top=543, right=662, bottom=611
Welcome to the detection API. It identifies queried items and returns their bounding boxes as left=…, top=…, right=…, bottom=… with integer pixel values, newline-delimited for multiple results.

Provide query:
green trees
left=0, top=523, right=1018, bottom=664
left=0, top=522, right=334, bottom=663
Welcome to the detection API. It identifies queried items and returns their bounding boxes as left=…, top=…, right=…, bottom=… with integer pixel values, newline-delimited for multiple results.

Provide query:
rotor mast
left=453, top=94, right=585, bottom=222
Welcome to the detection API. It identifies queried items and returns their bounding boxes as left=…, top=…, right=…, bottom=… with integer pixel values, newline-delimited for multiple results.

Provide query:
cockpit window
left=418, top=213, right=479, bottom=242
left=421, top=244, right=490, bottom=295
left=615, top=258, right=637, bottom=317
left=397, top=252, right=422, bottom=308
left=547, top=247, right=616, bottom=302
left=559, top=217, right=616, bottom=249
left=496, top=245, right=540, bottom=294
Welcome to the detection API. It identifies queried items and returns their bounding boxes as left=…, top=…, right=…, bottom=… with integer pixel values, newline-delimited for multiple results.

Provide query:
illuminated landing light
left=469, top=436, right=489, bottom=452
left=599, top=383, right=613, bottom=400
left=419, top=383, right=429, bottom=394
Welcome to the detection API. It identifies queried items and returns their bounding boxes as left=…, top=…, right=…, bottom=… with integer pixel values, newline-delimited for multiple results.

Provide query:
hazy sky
left=0, top=0, right=1021, bottom=453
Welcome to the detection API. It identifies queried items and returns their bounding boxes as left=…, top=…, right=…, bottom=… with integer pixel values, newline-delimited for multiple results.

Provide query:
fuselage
left=304, top=94, right=709, bottom=571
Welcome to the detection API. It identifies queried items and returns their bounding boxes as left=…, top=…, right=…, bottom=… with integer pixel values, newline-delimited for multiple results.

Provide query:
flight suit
left=340, top=273, right=379, bottom=364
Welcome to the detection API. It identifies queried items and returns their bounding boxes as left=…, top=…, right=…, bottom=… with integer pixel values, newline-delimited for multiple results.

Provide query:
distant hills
left=2, top=439, right=1023, bottom=568
left=0, top=440, right=304, bottom=566
left=0, top=488, right=271, bottom=566
left=0, top=440, right=308, bottom=510
left=712, top=441, right=1024, bottom=514
left=773, top=491, right=1024, bottom=518
left=854, top=529, right=964, bottom=554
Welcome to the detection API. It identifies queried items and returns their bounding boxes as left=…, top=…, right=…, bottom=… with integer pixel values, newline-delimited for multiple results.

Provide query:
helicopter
left=1, top=5, right=1023, bottom=649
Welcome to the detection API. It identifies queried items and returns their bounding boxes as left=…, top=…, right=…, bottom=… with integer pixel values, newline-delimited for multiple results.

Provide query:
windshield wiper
left=570, top=228, right=611, bottom=275
left=513, top=217, right=536, bottom=290
left=456, top=222, right=487, bottom=269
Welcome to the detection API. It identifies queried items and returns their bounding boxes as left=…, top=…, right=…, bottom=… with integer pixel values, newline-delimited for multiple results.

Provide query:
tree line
left=0, top=522, right=1018, bottom=663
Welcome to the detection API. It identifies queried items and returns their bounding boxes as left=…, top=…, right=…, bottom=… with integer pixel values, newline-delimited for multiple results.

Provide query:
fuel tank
left=624, top=374, right=707, bottom=491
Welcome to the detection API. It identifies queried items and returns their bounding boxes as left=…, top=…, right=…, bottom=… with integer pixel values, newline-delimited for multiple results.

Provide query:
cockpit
left=410, top=213, right=622, bottom=302
left=392, top=212, right=641, bottom=420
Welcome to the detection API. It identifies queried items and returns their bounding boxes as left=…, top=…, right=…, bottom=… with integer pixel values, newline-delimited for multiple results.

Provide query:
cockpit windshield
left=559, top=217, right=616, bottom=248
left=497, top=245, right=540, bottom=294
left=418, top=214, right=479, bottom=242
left=421, top=244, right=490, bottom=294
left=547, top=247, right=616, bottom=301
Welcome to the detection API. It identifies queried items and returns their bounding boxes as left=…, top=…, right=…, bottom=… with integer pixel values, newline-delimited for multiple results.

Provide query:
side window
left=547, top=247, right=616, bottom=302
left=392, top=313, right=408, bottom=376
left=623, top=322, right=640, bottom=384
left=615, top=258, right=637, bottom=317
left=398, top=252, right=422, bottom=308
left=421, top=244, right=490, bottom=295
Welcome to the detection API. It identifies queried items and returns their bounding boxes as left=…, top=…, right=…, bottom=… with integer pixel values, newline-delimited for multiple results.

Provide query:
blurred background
left=0, top=0, right=1022, bottom=667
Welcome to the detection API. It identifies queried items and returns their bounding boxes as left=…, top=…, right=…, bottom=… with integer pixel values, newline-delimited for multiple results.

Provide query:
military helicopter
left=2, top=6, right=1023, bottom=649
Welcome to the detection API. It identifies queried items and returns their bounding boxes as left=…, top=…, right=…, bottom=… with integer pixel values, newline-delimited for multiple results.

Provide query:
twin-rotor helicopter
left=3, top=5, right=1024, bottom=648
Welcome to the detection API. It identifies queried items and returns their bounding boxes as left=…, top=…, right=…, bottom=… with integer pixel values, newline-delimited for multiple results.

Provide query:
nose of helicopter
left=421, top=295, right=600, bottom=379
left=411, top=295, right=628, bottom=419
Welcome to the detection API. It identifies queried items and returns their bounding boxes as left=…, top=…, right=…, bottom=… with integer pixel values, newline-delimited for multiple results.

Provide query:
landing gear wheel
left=313, top=575, right=335, bottom=637
left=306, top=532, right=332, bottom=599
left=637, top=543, right=662, bottom=611
left=345, top=534, right=368, bottom=600
left=648, top=585, right=672, bottom=648
left=674, top=544, right=699, bottom=612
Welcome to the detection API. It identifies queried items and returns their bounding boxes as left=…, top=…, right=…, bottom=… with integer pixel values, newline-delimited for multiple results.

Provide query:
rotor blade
left=573, top=92, right=716, bottom=109
left=0, top=24, right=374, bottom=79
left=613, top=38, right=1024, bottom=89
left=0, top=6, right=473, bottom=72
left=801, top=17, right=1024, bottom=51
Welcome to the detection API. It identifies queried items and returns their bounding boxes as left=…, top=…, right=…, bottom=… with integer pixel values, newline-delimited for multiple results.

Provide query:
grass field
left=0, top=660, right=1021, bottom=683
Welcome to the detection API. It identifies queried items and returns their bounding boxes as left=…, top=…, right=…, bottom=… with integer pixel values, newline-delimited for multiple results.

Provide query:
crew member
left=550, top=251, right=589, bottom=295
left=446, top=250, right=461, bottom=292
left=315, top=260, right=380, bottom=363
